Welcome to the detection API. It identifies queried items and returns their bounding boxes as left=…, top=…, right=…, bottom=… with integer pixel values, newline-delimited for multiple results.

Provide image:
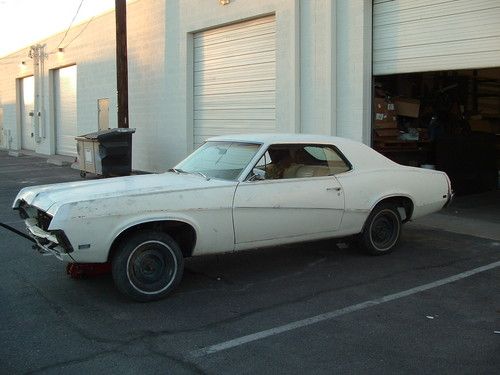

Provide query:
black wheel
left=360, top=203, right=401, bottom=255
left=112, top=230, right=184, bottom=302
left=80, top=171, right=86, bottom=178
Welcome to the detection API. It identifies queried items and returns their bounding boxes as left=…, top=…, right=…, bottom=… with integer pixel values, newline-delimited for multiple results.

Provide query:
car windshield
left=174, top=141, right=261, bottom=181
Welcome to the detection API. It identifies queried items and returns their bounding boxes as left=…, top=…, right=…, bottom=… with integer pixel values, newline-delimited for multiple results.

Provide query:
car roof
left=207, top=133, right=360, bottom=147
left=207, top=133, right=397, bottom=171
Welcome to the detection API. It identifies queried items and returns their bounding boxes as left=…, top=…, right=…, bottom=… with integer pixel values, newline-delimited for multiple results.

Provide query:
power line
left=57, top=0, right=85, bottom=49
left=62, top=16, right=95, bottom=49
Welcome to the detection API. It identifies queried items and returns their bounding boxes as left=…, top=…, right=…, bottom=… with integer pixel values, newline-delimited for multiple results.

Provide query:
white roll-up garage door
left=373, top=0, right=500, bottom=75
left=193, top=15, right=276, bottom=147
left=54, top=65, right=77, bottom=156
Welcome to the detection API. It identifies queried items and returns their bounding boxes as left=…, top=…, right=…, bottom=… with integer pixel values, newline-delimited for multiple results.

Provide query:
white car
left=13, top=134, right=452, bottom=301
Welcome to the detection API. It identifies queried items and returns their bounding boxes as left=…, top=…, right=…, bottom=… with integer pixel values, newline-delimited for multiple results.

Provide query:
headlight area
left=16, top=202, right=72, bottom=251
left=16, top=201, right=38, bottom=220
left=25, top=220, right=74, bottom=259
left=16, top=201, right=52, bottom=230
left=52, top=230, right=74, bottom=253
left=22, top=212, right=74, bottom=260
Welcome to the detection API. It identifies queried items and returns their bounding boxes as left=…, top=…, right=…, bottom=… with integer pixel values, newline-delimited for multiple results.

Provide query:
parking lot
left=0, top=151, right=499, bottom=374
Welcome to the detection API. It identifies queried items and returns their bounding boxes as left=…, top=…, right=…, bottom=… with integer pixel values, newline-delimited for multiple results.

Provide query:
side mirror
left=249, top=168, right=265, bottom=181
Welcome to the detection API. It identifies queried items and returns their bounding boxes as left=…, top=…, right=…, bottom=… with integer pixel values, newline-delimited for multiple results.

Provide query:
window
left=251, top=144, right=350, bottom=180
left=175, top=141, right=261, bottom=181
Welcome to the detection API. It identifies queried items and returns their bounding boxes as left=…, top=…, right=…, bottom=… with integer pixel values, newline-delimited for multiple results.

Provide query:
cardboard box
left=478, top=97, right=500, bottom=115
left=374, top=121, right=398, bottom=129
left=395, top=98, right=420, bottom=118
left=375, top=128, right=399, bottom=138
left=374, top=98, right=396, bottom=114
left=374, top=97, right=397, bottom=128
left=469, top=119, right=493, bottom=133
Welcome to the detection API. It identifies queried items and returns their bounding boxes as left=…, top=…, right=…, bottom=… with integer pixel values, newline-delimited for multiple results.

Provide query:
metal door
left=193, top=15, right=277, bottom=148
left=20, top=76, right=35, bottom=151
left=54, top=65, right=77, bottom=156
left=373, top=0, right=500, bottom=74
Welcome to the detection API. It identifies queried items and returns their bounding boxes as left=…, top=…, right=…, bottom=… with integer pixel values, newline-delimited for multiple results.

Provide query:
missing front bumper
left=25, top=219, right=73, bottom=260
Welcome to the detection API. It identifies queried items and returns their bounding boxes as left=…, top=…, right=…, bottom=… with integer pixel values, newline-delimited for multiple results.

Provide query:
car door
left=232, top=144, right=349, bottom=246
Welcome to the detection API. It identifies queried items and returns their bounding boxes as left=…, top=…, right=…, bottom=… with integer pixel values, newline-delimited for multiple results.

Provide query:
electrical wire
left=57, top=0, right=85, bottom=49
left=61, top=15, right=95, bottom=49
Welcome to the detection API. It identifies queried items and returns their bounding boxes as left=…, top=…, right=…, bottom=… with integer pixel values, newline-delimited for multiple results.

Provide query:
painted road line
left=189, top=260, right=500, bottom=358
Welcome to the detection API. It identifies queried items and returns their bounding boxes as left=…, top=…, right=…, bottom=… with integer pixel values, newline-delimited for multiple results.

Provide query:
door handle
left=326, top=187, right=342, bottom=191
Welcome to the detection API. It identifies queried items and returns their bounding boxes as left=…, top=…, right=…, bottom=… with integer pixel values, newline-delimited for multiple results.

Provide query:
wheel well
left=108, top=220, right=197, bottom=262
left=374, top=196, right=414, bottom=223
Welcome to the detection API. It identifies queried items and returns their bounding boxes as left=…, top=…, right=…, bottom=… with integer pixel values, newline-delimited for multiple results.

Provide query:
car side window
left=252, top=144, right=350, bottom=180
left=306, top=146, right=351, bottom=175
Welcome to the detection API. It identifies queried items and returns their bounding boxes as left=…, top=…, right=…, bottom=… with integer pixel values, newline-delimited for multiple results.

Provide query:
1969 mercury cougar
left=13, top=134, right=453, bottom=301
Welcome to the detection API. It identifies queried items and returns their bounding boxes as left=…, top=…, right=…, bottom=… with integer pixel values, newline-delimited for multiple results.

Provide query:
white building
left=1, top=0, right=499, bottom=182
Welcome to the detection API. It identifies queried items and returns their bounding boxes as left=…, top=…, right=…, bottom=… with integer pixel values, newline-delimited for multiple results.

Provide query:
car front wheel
left=112, top=230, right=184, bottom=302
left=361, top=203, right=401, bottom=255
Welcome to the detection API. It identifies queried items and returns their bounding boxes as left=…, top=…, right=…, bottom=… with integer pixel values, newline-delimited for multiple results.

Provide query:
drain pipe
left=29, top=45, right=41, bottom=144
left=39, top=44, right=46, bottom=139
left=29, top=44, right=46, bottom=144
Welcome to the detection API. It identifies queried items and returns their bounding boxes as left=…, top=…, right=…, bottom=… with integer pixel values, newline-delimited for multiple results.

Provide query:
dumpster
left=76, top=128, right=135, bottom=178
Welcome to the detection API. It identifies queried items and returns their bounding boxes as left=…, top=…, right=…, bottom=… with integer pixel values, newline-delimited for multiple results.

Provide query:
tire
left=112, top=230, right=184, bottom=302
left=360, top=203, right=401, bottom=255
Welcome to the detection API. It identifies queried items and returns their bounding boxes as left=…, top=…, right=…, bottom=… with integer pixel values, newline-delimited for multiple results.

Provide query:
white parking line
left=189, top=260, right=500, bottom=358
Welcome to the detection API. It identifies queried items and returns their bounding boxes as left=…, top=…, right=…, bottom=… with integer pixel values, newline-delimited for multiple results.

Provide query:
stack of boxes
left=373, top=97, right=399, bottom=145
left=373, top=97, right=423, bottom=147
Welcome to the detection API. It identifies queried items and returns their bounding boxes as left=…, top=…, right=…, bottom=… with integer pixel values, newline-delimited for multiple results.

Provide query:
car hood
left=13, top=172, right=235, bottom=214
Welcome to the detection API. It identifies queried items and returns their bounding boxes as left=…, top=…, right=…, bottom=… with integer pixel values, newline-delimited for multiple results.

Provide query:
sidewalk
left=6, top=149, right=75, bottom=167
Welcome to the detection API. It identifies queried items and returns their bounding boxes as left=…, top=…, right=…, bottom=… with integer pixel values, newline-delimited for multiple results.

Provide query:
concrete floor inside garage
left=0, top=150, right=498, bottom=374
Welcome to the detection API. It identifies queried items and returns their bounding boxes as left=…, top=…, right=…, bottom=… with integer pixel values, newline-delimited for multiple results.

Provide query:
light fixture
left=19, top=60, right=26, bottom=68
left=219, top=0, right=230, bottom=5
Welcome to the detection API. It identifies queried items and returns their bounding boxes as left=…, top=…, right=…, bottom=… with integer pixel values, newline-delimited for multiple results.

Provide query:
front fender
left=108, top=213, right=201, bottom=250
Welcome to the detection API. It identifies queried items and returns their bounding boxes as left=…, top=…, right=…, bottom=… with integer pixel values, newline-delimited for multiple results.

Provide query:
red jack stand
left=66, top=263, right=112, bottom=279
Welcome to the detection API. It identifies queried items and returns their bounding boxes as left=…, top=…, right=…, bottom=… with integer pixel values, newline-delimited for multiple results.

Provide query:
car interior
left=255, top=144, right=351, bottom=180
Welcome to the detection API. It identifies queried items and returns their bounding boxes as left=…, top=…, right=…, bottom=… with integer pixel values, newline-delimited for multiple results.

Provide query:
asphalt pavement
left=0, top=151, right=499, bottom=374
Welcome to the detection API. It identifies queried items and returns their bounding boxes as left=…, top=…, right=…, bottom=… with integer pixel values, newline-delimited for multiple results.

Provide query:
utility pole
left=115, top=0, right=129, bottom=128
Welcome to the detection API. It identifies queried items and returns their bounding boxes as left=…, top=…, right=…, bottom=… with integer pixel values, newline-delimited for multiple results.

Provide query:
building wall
left=0, top=0, right=167, bottom=171
left=161, top=0, right=371, bottom=170
left=0, top=0, right=371, bottom=172
left=0, top=7, right=119, bottom=155
left=336, top=0, right=372, bottom=143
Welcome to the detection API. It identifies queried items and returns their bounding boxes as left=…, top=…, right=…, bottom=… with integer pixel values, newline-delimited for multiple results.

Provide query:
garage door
left=373, top=0, right=500, bottom=75
left=54, top=65, right=77, bottom=156
left=20, top=76, right=35, bottom=151
left=193, top=15, right=276, bottom=148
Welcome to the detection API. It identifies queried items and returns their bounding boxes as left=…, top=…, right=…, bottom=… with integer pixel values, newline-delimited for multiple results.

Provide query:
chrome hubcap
left=126, top=241, right=177, bottom=294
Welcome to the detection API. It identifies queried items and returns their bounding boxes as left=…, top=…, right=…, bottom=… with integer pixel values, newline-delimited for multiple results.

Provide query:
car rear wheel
left=112, top=230, right=184, bottom=302
left=361, top=203, right=401, bottom=255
